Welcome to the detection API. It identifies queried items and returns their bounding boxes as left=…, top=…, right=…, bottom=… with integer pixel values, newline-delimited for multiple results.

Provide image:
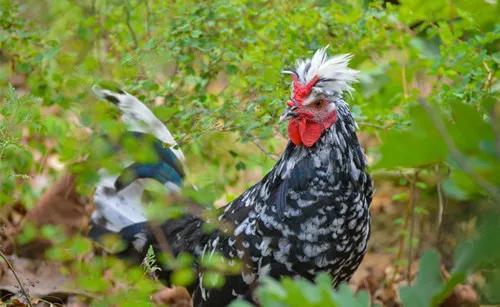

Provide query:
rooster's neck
left=279, top=99, right=366, bottom=180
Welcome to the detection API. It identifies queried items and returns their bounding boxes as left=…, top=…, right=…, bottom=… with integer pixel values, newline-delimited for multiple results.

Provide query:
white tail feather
left=91, top=86, right=184, bottom=231
left=92, top=173, right=147, bottom=232
left=91, top=86, right=185, bottom=161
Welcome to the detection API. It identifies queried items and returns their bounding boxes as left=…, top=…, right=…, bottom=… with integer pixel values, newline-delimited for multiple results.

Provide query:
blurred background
left=0, top=0, right=499, bottom=306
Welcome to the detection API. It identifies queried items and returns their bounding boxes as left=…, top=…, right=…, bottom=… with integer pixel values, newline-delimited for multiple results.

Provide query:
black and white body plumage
left=91, top=47, right=373, bottom=306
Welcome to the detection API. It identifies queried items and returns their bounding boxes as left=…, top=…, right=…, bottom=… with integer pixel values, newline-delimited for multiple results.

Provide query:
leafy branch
left=418, top=98, right=500, bottom=203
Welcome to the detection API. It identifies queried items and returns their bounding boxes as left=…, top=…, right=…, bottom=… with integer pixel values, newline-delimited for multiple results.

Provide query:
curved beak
left=279, top=105, right=298, bottom=122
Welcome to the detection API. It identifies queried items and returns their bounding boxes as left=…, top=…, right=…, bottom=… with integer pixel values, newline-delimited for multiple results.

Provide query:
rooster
left=90, top=47, right=373, bottom=306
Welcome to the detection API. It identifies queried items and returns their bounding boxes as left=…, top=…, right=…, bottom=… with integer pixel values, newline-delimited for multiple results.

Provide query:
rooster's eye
left=314, top=100, right=322, bottom=107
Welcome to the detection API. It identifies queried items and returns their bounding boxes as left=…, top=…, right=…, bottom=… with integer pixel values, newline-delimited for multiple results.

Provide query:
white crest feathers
left=293, top=46, right=359, bottom=94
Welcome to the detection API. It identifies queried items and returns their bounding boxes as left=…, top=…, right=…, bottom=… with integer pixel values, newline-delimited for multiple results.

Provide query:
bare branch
left=435, top=164, right=445, bottom=247
left=144, top=0, right=152, bottom=38
left=250, top=138, right=279, bottom=161
left=0, top=250, right=33, bottom=307
left=392, top=170, right=418, bottom=285
left=492, top=100, right=500, bottom=158
left=357, top=120, right=396, bottom=130
left=241, top=131, right=279, bottom=161
left=124, top=0, right=138, bottom=49
left=407, top=171, right=418, bottom=284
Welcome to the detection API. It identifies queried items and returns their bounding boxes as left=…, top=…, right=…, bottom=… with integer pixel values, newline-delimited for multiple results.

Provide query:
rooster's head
left=280, top=46, right=358, bottom=147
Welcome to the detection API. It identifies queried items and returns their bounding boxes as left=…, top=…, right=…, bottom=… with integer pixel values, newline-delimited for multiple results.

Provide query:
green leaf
left=172, top=268, right=195, bottom=286
left=453, top=217, right=500, bottom=274
left=375, top=104, right=447, bottom=169
left=332, top=284, right=370, bottom=307
left=228, top=300, right=254, bottom=307
left=399, top=250, right=443, bottom=307
left=202, top=271, right=225, bottom=289
left=255, top=274, right=369, bottom=307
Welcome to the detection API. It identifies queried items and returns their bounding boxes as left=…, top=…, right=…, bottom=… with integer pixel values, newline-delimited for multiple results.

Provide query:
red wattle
left=300, top=120, right=323, bottom=147
left=287, top=110, right=337, bottom=148
left=288, top=120, right=302, bottom=146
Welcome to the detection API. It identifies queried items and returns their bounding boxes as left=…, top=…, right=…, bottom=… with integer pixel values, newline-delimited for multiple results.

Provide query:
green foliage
left=1, top=0, right=499, bottom=305
left=230, top=274, right=369, bottom=307
left=401, top=217, right=500, bottom=307
left=375, top=104, right=447, bottom=168
left=376, top=99, right=499, bottom=200
left=400, top=250, right=445, bottom=307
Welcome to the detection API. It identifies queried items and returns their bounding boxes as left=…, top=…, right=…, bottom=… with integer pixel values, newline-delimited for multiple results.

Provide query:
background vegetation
left=0, top=0, right=498, bottom=306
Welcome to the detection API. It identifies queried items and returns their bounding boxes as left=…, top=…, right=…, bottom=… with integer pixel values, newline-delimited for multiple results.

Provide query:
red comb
left=291, top=75, right=319, bottom=105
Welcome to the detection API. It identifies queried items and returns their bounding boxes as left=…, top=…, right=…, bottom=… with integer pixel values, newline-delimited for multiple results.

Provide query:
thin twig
left=250, top=138, right=279, bottom=161
left=418, top=98, right=500, bottom=202
left=149, top=223, right=174, bottom=258
left=406, top=172, right=418, bottom=284
left=357, top=120, right=395, bottom=130
left=144, top=0, right=152, bottom=38
left=240, top=131, right=279, bottom=161
left=435, top=164, right=445, bottom=247
left=0, top=250, right=33, bottom=307
left=123, top=0, right=138, bottom=49
left=482, top=61, right=493, bottom=90
left=371, top=169, right=418, bottom=179
left=492, top=100, right=500, bottom=159
left=391, top=171, right=415, bottom=284
left=399, top=35, right=409, bottom=100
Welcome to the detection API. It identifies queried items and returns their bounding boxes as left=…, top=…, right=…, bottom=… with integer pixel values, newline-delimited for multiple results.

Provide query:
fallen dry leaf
left=14, top=174, right=90, bottom=257
left=441, top=284, right=479, bottom=307
left=152, top=287, right=192, bottom=307
left=0, top=255, right=85, bottom=301
left=350, top=252, right=400, bottom=306
left=22, top=174, right=88, bottom=235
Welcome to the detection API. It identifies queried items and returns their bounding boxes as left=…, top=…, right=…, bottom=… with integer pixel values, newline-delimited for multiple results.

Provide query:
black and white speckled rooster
left=90, top=47, right=373, bottom=307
